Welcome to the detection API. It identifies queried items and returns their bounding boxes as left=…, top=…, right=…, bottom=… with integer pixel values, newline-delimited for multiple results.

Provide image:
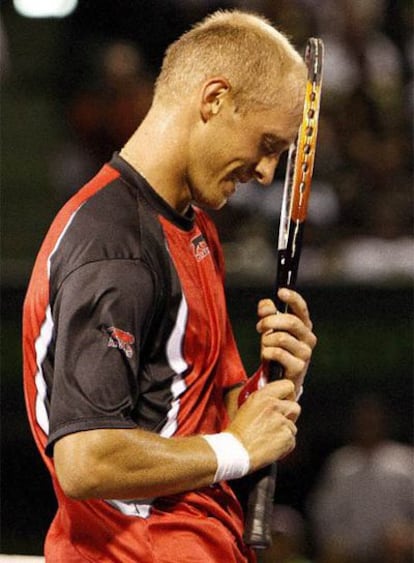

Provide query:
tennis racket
left=243, top=37, right=324, bottom=550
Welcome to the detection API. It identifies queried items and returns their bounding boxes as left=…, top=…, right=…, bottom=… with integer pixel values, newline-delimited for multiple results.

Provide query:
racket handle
left=242, top=361, right=282, bottom=549
left=243, top=463, right=277, bottom=548
left=267, top=360, right=284, bottom=382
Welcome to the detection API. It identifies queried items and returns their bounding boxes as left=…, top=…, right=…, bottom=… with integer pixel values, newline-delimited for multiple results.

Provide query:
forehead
left=259, top=74, right=306, bottom=142
left=248, top=105, right=302, bottom=146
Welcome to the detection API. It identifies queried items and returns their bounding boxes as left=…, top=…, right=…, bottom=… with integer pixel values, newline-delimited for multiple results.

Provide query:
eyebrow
left=261, top=133, right=291, bottom=155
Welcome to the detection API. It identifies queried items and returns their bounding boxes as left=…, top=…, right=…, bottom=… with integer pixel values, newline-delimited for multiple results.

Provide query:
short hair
left=154, top=10, right=306, bottom=115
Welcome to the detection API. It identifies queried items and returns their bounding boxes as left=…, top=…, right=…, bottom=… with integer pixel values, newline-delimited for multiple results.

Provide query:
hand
left=228, top=379, right=300, bottom=471
left=257, top=288, right=317, bottom=395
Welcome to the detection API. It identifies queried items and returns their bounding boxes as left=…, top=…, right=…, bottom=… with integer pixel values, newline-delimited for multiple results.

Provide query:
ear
left=200, top=77, right=231, bottom=122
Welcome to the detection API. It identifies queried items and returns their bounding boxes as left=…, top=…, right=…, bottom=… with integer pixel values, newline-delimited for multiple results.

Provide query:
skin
left=54, top=72, right=317, bottom=501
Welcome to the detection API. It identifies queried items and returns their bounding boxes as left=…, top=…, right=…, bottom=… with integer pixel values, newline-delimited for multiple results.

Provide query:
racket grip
left=242, top=361, right=282, bottom=548
left=243, top=462, right=277, bottom=548
left=267, top=360, right=284, bottom=382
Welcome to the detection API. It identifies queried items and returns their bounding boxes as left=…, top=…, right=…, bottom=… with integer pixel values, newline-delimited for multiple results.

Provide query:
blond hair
left=154, top=10, right=306, bottom=114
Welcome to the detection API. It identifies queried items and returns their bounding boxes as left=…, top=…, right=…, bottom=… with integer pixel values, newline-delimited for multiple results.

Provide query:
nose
left=254, top=155, right=279, bottom=185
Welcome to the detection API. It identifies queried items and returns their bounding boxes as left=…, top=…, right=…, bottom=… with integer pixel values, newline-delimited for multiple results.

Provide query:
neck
left=120, top=103, right=193, bottom=214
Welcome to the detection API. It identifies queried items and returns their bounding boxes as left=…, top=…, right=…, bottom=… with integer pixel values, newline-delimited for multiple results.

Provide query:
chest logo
left=106, top=326, right=135, bottom=358
left=191, top=234, right=210, bottom=262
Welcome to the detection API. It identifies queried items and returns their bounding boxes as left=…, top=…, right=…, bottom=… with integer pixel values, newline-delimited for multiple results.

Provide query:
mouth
left=223, top=180, right=237, bottom=198
left=225, top=166, right=254, bottom=185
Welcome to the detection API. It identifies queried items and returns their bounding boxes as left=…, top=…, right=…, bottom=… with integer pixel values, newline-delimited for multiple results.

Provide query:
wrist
left=202, top=432, right=250, bottom=483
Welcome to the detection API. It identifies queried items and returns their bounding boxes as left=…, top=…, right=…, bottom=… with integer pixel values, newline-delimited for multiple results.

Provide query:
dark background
left=1, top=0, right=413, bottom=556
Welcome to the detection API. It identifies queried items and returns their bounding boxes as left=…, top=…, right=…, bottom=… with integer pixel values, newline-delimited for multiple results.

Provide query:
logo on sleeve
left=191, top=234, right=210, bottom=262
left=106, top=326, right=135, bottom=358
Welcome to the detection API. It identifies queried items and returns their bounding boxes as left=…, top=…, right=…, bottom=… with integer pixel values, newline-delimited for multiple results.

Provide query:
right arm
left=54, top=379, right=299, bottom=500
left=51, top=260, right=299, bottom=500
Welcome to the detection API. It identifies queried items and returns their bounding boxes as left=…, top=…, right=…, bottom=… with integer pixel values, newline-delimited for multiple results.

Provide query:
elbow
left=55, top=458, right=99, bottom=500
left=53, top=435, right=102, bottom=500
left=56, top=466, right=97, bottom=500
left=57, top=476, right=88, bottom=501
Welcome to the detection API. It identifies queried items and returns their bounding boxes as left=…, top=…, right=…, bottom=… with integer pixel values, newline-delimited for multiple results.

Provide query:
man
left=23, top=10, right=317, bottom=562
left=310, top=395, right=414, bottom=563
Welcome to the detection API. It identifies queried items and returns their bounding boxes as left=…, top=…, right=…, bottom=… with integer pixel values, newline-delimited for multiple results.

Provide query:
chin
left=191, top=188, right=228, bottom=210
left=213, top=198, right=228, bottom=210
left=193, top=197, right=227, bottom=211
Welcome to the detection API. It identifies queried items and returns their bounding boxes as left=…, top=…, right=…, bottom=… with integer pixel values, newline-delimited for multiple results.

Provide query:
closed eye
left=261, top=133, right=290, bottom=156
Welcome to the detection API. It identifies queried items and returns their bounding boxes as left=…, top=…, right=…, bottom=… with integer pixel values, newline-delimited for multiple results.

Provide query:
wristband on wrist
left=202, top=432, right=250, bottom=483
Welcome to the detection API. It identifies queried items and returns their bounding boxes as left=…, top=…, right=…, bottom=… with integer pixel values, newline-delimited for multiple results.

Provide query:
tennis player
left=23, top=10, right=317, bottom=562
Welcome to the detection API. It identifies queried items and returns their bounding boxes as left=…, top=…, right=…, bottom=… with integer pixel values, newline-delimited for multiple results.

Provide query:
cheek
left=190, top=131, right=220, bottom=171
left=189, top=124, right=241, bottom=183
left=194, top=146, right=226, bottom=183
left=189, top=154, right=215, bottom=185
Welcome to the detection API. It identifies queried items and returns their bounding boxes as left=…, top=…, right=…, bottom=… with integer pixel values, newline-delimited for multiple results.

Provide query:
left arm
left=225, top=288, right=317, bottom=415
left=257, top=287, right=317, bottom=396
left=225, top=384, right=244, bottom=421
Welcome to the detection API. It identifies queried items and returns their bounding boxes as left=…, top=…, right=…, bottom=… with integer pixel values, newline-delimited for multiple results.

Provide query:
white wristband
left=202, top=432, right=250, bottom=483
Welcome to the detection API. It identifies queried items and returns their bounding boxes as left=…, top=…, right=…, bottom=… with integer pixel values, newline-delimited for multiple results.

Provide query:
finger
left=262, top=346, right=309, bottom=380
left=276, top=416, right=298, bottom=453
left=262, top=331, right=313, bottom=362
left=279, top=429, right=297, bottom=459
left=264, top=379, right=295, bottom=400
left=286, top=418, right=298, bottom=436
left=257, top=313, right=317, bottom=350
left=257, top=298, right=277, bottom=318
left=277, top=288, right=313, bottom=329
left=274, top=399, right=301, bottom=423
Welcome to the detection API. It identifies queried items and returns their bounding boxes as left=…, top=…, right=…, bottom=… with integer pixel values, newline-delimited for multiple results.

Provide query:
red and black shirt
left=23, top=154, right=253, bottom=562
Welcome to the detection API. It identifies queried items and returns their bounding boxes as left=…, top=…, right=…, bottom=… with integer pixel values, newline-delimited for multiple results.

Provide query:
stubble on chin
left=186, top=175, right=229, bottom=210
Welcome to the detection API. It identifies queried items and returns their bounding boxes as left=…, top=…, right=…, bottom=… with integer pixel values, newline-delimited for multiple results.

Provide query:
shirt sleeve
left=46, top=259, right=155, bottom=455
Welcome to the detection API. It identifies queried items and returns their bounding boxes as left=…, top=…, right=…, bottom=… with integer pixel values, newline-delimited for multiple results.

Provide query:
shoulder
left=322, top=445, right=365, bottom=478
left=48, top=168, right=163, bottom=287
left=375, top=441, right=414, bottom=476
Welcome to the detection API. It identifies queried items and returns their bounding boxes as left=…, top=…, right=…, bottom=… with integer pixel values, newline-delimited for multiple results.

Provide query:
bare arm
left=224, top=384, right=243, bottom=421
left=54, top=379, right=299, bottom=500
left=54, top=427, right=217, bottom=500
left=55, top=288, right=316, bottom=502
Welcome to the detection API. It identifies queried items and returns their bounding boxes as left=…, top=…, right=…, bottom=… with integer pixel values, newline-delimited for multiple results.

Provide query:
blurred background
left=1, top=0, right=413, bottom=561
